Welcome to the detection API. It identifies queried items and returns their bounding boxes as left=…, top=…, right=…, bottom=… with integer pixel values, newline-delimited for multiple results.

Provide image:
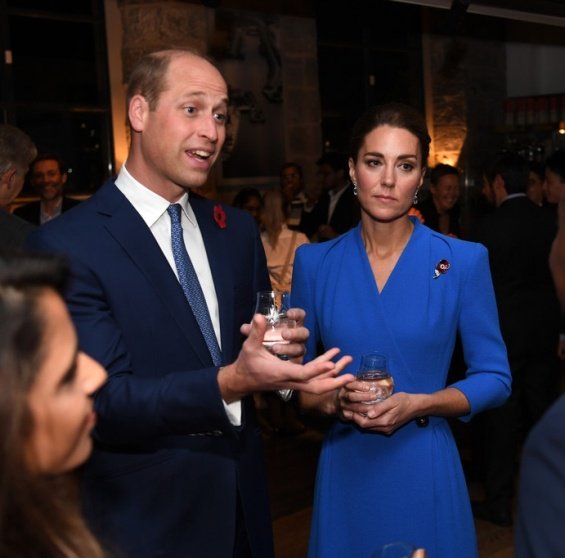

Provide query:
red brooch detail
left=213, top=204, right=227, bottom=229
left=433, top=259, right=450, bottom=279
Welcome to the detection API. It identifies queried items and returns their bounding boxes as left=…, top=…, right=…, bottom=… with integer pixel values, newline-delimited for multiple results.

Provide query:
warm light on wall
left=436, top=153, right=458, bottom=167
left=559, top=121, right=565, bottom=135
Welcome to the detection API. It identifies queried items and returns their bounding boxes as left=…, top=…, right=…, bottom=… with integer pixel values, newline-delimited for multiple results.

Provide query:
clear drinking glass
left=254, top=290, right=293, bottom=356
left=371, top=541, right=417, bottom=558
left=357, top=352, right=394, bottom=403
left=254, top=290, right=290, bottom=325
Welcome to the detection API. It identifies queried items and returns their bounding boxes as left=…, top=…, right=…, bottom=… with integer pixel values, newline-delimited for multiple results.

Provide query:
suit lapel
left=189, top=195, right=235, bottom=362
left=95, top=183, right=214, bottom=367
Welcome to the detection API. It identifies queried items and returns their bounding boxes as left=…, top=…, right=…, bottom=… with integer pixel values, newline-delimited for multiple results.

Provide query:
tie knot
left=167, top=203, right=182, bottom=223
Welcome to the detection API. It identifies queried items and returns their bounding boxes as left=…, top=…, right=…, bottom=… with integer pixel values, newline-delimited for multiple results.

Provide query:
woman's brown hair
left=0, top=251, right=105, bottom=558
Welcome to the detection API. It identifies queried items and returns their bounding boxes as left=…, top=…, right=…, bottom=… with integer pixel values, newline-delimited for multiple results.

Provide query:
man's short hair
left=430, top=163, right=459, bottom=186
left=546, top=150, right=565, bottom=183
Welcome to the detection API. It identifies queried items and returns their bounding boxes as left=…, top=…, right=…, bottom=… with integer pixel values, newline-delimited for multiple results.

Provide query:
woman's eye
left=400, top=163, right=415, bottom=171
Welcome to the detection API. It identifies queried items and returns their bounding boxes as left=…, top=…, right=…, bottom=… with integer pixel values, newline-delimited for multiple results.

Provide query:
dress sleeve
left=451, top=243, right=512, bottom=420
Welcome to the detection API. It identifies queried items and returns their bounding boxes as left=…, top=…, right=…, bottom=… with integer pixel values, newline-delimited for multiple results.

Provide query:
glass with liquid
left=357, top=352, right=394, bottom=403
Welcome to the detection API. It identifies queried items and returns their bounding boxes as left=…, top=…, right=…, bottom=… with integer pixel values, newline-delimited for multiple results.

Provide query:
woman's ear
left=348, top=158, right=356, bottom=185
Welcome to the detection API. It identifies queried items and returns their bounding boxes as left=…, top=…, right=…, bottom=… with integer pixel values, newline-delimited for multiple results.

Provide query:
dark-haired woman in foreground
left=0, top=252, right=107, bottom=557
left=292, top=103, right=511, bottom=557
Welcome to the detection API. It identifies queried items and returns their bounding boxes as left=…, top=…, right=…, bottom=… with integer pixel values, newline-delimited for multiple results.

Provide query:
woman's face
left=349, top=125, right=425, bottom=222
left=25, top=289, right=107, bottom=475
left=431, top=173, right=460, bottom=213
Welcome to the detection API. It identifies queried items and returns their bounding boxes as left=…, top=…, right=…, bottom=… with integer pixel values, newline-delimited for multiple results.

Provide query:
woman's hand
left=336, top=380, right=421, bottom=434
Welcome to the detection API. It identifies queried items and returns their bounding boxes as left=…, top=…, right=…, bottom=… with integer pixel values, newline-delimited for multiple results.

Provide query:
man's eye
left=215, top=113, right=227, bottom=124
left=184, top=106, right=196, bottom=115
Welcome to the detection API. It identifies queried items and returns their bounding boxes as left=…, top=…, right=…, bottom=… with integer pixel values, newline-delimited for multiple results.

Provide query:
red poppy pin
left=213, top=204, right=227, bottom=229
left=433, top=259, right=450, bottom=279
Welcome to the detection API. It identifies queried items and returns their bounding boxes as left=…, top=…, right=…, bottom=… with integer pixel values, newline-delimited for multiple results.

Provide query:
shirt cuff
left=223, top=400, right=242, bottom=426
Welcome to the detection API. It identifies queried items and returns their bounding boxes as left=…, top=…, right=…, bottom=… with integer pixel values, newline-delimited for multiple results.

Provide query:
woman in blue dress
left=291, top=102, right=511, bottom=558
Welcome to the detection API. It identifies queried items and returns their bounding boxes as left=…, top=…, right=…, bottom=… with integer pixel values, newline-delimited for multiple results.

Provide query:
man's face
left=132, top=53, right=229, bottom=196
left=316, top=164, right=339, bottom=192
left=544, top=168, right=564, bottom=205
left=481, top=174, right=495, bottom=206
left=30, top=159, right=67, bottom=202
left=430, top=173, right=460, bottom=213
left=280, top=166, right=302, bottom=202
left=527, top=171, right=544, bottom=206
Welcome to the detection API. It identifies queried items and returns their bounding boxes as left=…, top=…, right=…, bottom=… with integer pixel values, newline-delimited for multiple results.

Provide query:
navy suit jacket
left=13, top=196, right=81, bottom=225
left=300, top=184, right=360, bottom=240
left=26, top=180, right=274, bottom=558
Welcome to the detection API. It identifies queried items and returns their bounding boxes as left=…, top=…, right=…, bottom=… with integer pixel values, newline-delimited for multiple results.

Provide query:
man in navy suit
left=472, top=152, right=560, bottom=528
left=300, top=151, right=360, bottom=242
left=26, top=49, right=352, bottom=558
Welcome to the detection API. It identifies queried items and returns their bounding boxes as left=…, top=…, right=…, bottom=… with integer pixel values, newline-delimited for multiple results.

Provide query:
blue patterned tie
left=167, top=204, right=222, bottom=366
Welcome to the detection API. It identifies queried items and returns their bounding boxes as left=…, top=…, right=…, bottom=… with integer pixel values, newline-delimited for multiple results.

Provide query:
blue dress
left=291, top=219, right=511, bottom=558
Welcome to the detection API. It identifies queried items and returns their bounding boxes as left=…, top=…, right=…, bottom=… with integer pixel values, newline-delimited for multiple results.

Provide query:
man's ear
left=1, top=166, right=17, bottom=190
left=493, top=174, right=506, bottom=194
left=129, top=94, right=148, bottom=133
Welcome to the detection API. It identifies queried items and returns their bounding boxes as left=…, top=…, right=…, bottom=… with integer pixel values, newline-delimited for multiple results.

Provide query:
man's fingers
left=285, top=307, right=305, bottom=324
left=288, top=374, right=355, bottom=395
left=245, top=314, right=267, bottom=345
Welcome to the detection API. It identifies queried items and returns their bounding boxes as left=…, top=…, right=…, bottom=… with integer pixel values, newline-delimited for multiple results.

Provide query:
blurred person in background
left=301, top=151, right=360, bottom=242
left=417, top=163, right=461, bottom=237
left=0, top=124, right=37, bottom=249
left=232, top=186, right=263, bottom=226
left=527, top=161, right=545, bottom=207
left=14, top=153, right=81, bottom=225
left=259, top=189, right=310, bottom=435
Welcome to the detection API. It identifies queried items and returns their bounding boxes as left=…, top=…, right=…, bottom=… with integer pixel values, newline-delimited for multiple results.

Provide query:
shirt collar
left=115, top=164, right=197, bottom=228
left=501, top=192, right=527, bottom=205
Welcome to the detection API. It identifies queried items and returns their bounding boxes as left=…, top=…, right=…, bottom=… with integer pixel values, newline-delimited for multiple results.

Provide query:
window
left=0, top=0, right=114, bottom=195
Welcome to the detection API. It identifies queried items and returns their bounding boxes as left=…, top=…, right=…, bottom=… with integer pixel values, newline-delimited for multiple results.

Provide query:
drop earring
left=353, top=182, right=358, bottom=196
left=413, top=189, right=419, bottom=205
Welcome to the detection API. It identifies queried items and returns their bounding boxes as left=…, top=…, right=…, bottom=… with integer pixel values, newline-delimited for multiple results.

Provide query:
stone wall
left=115, top=0, right=321, bottom=199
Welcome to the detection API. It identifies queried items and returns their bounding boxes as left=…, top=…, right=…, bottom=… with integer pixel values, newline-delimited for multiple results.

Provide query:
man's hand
left=240, top=307, right=308, bottom=361
left=219, top=314, right=353, bottom=403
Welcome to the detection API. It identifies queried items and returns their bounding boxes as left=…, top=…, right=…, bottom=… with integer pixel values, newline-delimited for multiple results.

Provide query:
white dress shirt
left=115, top=166, right=241, bottom=423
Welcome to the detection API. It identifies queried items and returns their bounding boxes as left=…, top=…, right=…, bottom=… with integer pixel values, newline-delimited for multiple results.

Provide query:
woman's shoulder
left=422, top=224, right=486, bottom=254
left=416, top=224, right=488, bottom=273
left=295, top=229, right=357, bottom=268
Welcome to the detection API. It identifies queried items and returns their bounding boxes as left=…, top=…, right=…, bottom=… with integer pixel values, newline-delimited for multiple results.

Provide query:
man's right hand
left=218, top=313, right=353, bottom=403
